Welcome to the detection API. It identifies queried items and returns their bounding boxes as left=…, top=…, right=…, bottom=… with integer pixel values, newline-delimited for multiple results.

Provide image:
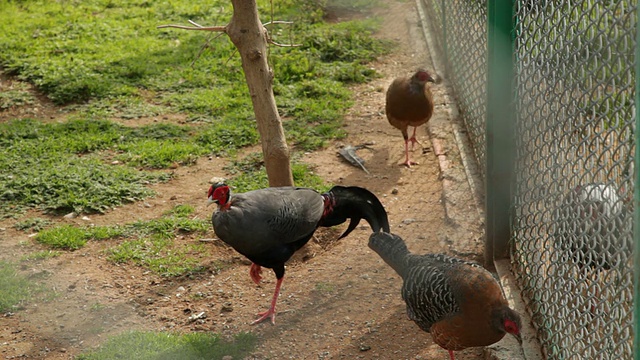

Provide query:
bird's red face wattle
left=208, top=183, right=230, bottom=208
left=213, top=185, right=230, bottom=207
left=504, top=318, right=522, bottom=343
left=416, top=70, right=436, bottom=83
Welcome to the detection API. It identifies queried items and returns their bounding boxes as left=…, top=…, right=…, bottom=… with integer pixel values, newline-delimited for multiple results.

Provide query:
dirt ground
left=0, top=1, right=488, bottom=359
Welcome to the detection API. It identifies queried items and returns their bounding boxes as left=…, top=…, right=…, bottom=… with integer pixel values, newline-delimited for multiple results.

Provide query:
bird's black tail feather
left=320, top=186, right=390, bottom=239
left=368, top=231, right=410, bottom=278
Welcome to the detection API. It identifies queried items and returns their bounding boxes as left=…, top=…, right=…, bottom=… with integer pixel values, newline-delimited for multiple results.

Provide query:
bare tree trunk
left=227, top=0, right=293, bottom=187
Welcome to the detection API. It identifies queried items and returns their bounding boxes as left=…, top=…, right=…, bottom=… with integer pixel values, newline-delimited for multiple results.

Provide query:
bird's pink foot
left=402, top=141, right=418, bottom=167
left=250, top=263, right=262, bottom=285
left=251, top=307, right=276, bottom=325
left=400, top=159, right=418, bottom=168
left=409, top=136, right=421, bottom=151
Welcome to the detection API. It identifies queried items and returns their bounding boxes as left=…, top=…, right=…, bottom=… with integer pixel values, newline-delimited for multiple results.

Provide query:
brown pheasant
left=385, top=69, right=436, bottom=167
left=368, top=232, right=522, bottom=359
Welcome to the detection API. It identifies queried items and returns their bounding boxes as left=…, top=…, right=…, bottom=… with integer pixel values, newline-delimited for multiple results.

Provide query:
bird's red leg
left=402, top=139, right=416, bottom=167
left=448, top=350, right=456, bottom=360
left=251, top=276, right=283, bottom=325
left=249, top=263, right=262, bottom=285
left=408, top=127, right=422, bottom=151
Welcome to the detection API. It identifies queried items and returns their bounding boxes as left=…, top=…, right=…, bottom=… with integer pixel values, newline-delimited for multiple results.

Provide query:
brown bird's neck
left=409, top=80, right=426, bottom=95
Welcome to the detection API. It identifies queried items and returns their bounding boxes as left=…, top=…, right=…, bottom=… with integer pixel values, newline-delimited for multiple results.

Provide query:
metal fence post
left=485, top=0, right=515, bottom=265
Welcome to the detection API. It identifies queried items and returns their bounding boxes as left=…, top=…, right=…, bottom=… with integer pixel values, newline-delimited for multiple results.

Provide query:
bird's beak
left=511, top=333, right=523, bottom=345
left=207, top=196, right=218, bottom=207
left=427, top=74, right=437, bottom=83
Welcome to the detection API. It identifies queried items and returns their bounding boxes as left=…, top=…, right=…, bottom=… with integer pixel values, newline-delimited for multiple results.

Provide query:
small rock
left=402, top=218, right=417, bottom=224
left=81, top=216, right=91, bottom=221
left=391, top=188, right=399, bottom=195
left=177, top=286, right=186, bottom=292
left=188, top=311, right=207, bottom=322
left=359, top=345, right=371, bottom=352
left=64, top=212, right=77, bottom=219
left=220, top=302, right=233, bottom=313
left=111, top=160, right=120, bottom=165
left=209, top=176, right=226, bottom=185
left=143, top=202, right=152, bottom=208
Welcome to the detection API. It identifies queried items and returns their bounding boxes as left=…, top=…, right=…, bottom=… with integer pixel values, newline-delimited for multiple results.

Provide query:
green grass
left=35, top=225, right=89, bottom=250
left=20, top=250, right=62, bottom=261
left=0, top=0, right=390, bottom=144
left=0, top=261, right=46, bottom=312
left=107, top=236, right=208, bottom=277
left=76, top=331, right=258, bottom=360
left=34, top=224, right=125, bottom=250
left=224, top=152, right=330, bottom=193
left=0, top=81, right=35, bottom=109
left=314, top=281, right=336, bottom=293
left=0, top=0, right=390, bottom=217
left=30, top=204, right=211, bottom=276
left=108, top=205, right=211, bottom=276
left=14, top=218, right=52, bottom=232
left=0, top=118, right=175, bottom=216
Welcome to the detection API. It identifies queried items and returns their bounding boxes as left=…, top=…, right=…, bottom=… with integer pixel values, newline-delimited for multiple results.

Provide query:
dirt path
left=0, top=1, right=486, bottom=359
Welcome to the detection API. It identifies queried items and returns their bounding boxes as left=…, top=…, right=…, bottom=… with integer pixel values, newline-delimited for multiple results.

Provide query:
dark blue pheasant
left=208, top=183, right=389, bottom=325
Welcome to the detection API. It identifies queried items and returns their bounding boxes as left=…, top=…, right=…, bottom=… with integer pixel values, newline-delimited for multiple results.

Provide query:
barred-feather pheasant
left=368, top=232, right=522, bottom=360
left=208, top=183, right=389, bottom=325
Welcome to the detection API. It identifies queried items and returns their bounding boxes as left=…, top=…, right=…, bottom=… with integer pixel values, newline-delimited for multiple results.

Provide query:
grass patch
left=20, top=250, right=62, bottom=261
left=35, top=224, right=127, bottom=250
left=0, top=0, right=391, bottom=218
left=14, top=218, right=52, bottom=232
left=107, top=236, right=207, bottom=277
left=0, top=118, right=175, bottom=216
left=100, top=205, right=211, bottom=276
left=32, top=205, right=209, bottom=276
left=165, top=204, right=196, bottom=217
left=116, top=139, right=203, bottom=169
left=76, top=331, right=258, bottom=360
left=224, top=152, right=329, bottom=193
left=0, top=0, right=391, bottom=151
left=35, top=225, right=89, bottom=250
left=0, top=81, right=35, bottom=109
left=314, top=281, right=336, bottom=293
left=0, top=261, right=46, bottom=312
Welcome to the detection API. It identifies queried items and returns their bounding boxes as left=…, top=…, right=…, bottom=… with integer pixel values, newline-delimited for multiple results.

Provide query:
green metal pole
left=485, top=0, right=515, bottom=266
left=634, top=1, right=640, bottom=357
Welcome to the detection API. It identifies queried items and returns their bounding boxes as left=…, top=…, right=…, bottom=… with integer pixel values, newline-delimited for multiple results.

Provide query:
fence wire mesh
left=514, top=1, right=635, bottom=358
left=422, top=0, right=636, bottom=358
left=422, top=0, right=488, bottom=177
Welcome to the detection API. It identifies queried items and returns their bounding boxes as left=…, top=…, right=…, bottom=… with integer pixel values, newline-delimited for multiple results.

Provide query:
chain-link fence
left=421, top=0, right=636, bottom=358
left=424, top=1, right=489, bottom=178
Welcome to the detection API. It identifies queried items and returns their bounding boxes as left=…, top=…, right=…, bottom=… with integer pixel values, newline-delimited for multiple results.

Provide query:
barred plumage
left=368, top=232, right=522, bottom=360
